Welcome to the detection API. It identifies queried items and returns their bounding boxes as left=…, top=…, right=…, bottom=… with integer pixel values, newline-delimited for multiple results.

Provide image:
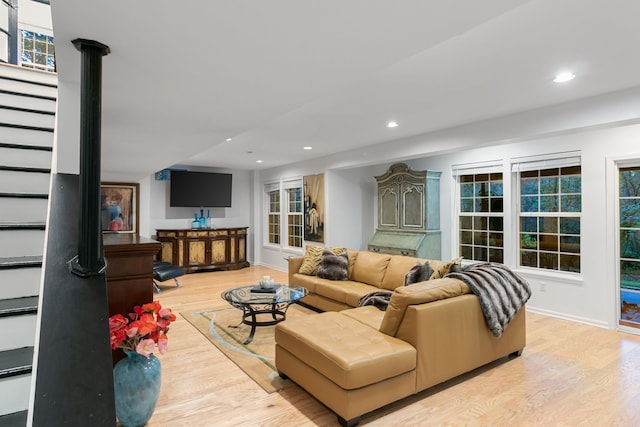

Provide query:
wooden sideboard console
left=155, top=227, right=249, bottom=273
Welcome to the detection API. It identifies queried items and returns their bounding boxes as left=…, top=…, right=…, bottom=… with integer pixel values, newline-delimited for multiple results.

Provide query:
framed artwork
left=100, top=182, right=139, bottom=234
left=303, top=173, right=324, bottom=243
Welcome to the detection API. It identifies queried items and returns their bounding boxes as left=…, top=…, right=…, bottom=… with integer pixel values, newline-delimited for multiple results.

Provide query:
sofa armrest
left=288, top=256, right=305, bottom=285
left=379, top=278, right=470, bottom=336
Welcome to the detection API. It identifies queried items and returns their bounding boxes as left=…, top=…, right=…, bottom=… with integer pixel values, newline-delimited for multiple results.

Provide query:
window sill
left=513, top=267, right=584, bottom=286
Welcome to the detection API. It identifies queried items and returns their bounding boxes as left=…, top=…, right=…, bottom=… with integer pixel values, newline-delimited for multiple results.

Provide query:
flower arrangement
left=109, top=301, right=176, bottom=357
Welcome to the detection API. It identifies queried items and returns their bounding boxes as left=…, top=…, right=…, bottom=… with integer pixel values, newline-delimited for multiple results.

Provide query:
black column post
left=69, top=38, right=111, bottom=277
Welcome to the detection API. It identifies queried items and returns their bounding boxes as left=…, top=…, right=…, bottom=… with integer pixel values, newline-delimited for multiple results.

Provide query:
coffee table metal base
left=228, top=302, right=293, bottom=344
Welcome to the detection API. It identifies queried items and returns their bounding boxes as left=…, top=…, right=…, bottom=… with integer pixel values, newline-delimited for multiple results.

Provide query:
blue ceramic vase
left=113, top=350, right=161, bottom=427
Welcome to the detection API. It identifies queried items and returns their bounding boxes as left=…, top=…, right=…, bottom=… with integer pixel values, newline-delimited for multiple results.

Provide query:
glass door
left=619, top=165, right=640, bottom=328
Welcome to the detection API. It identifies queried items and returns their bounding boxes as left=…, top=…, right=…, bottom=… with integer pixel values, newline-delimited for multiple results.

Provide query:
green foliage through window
left=519, top=165, right=581, bottom=273
left=459, top=173, right=503, bottom=263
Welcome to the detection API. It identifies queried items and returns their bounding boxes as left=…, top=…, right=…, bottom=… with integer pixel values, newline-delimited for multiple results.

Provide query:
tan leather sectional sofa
left=276, top=250, right=526, bottom=426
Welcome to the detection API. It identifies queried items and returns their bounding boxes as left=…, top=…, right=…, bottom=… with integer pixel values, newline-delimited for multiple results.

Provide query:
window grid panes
left=519, top=166, right=581, bottom=272
left=20, top=30, right=56, bottom=72
left=267, top=190, right=280, bottom=245
left=287, top=187, right=303, bottom=248
left=620, top=167, right=640, bottom=325
left=459, top=173, right=504, bottom=263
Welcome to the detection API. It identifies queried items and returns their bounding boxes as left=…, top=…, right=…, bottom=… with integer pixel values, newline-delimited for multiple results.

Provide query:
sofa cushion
left=298, top=245, right=346, bottom=276
left=379, top=256, right=421, bottom=290
left=317, top=249, right=349, bottom=280
left=351, top=251, right=392, bottom=288
left=313, top=279, right=379, bottom=307
left=429, top=257, right=463, bottom=280
left=379, top=278, right=471, bottom=337
left=275, top=311, right=416, bottom=390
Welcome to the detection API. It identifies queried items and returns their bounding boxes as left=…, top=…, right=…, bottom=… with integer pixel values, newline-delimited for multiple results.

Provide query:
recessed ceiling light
left=553, top=72, right=575, bottom=83
left=256, top=160, right=263, bottom=163
left=303, top=146, right=313, bottom=150
left=226, top=138, right=232, bottom=142
left=387, top=121, right=399, bottom=128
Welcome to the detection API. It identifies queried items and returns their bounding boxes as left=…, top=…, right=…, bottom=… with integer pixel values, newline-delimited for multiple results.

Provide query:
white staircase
left=0, top=64, right=56, bottom=423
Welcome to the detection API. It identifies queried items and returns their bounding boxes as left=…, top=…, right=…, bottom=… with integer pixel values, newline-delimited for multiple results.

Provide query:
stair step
left=0, top=125, right=53, bottom=148
left=0, top=166, right=50, bottom=174
left=0, top=229, right=45, bottom=258
left=0, top=297, right=38, bottom=318
left=0, top=145, right=51, bottom=170
left=0, top=256, right=42, bottom=269
left=0, top=193, right=48, bottom=199
left=0, top=170, right=51, bottom=194
left=0, top=347, right=33, bottom=379
left=0, top=107, right=56, bottom=129
left=0, top=142, right=52, bottom=152
left=0, top=122, right=53, bottom=134
left=0, top=410, right=28, bottom=427
left=0, top=223, right=46, bottom=231
left=0, top=89, right=56, bottom=102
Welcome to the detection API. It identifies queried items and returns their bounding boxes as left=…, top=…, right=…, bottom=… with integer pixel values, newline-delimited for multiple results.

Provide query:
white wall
left=144, top=167, right=254, bottom=261
left=18, top=0, right=53, bottom=36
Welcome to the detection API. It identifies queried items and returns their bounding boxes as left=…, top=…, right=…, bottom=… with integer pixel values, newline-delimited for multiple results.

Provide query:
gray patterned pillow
left=317, top=249, right=349, bottom=281
left=404, top=262, right=434, bottom=286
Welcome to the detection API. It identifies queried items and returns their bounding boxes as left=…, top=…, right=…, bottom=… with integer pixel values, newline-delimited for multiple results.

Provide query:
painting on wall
left=304, top=173, right=324, bottom=243
left=100, top=182, right=139, bottom=234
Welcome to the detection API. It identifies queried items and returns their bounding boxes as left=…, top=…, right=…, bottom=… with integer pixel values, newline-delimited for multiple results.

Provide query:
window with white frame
left=20, top=29, right=56, bottom=72
left=455, top=164, right=504, bottom=263
left=284, top=179, right=303, bottom=248
left=265, top=182, right=280, bottom=245
left=513, top=154, right=581, bottom=273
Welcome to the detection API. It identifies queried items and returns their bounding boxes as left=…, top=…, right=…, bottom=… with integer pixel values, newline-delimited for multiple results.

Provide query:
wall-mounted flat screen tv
left=169, top=171, right=232, bottom=207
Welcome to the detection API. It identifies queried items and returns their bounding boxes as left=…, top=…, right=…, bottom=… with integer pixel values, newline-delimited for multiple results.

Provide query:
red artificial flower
left=107, top=301, right=176, bottom=357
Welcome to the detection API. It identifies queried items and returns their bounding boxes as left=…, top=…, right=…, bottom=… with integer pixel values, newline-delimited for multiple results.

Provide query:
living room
left=3, top=0, right=640, bottom=425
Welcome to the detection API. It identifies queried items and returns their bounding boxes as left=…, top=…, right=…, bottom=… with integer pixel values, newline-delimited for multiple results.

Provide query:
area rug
left=180, top=303, right=315, bottom=393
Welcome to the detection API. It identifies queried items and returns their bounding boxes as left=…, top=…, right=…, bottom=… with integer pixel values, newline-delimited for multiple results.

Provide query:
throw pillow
left=317, top=249, right=349, bottom=280
left=403, top=262, right=434, bottom=286
left=429, top=257, right=463, bottom=280
left=298, top=245, right=347, bottom=276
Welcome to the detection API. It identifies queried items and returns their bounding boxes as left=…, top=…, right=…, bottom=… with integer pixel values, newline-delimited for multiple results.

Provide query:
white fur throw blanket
left=446, top=262, right=531, bottom=338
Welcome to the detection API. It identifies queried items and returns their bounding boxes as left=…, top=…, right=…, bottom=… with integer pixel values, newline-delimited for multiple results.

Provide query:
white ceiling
left=50, top=0, right=640, bottom=178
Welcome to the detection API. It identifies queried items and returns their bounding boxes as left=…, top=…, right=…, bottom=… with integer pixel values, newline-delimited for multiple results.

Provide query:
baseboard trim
left=526, top=306, right=610, bottom=329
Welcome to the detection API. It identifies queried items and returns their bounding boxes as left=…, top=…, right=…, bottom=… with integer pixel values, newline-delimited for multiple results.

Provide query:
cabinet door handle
left=401, top=251, right=409, bottom=256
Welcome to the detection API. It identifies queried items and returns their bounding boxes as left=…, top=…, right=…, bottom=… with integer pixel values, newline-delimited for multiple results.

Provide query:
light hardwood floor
left=147, top=266, right=640, bottom=427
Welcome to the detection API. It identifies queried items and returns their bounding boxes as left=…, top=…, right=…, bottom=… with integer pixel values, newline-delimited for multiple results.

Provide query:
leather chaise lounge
left=275, top=249, right=527, bottom=426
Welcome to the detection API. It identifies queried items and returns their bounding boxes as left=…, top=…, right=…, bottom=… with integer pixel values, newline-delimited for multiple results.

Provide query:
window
left=20, top=30, right=56, bottom=72
left=459, top=172, right=504, bottom=263
left=619, top=165, right=640, bottom=326
left=265, top=184, right=280, bottom=245
left=515, top=156, right=581, bottom=273
left=285, top=184, right=303, bottom=248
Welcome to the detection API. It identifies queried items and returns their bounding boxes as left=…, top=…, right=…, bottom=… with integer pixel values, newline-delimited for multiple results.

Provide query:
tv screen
left=169, top=171, right=232, bottom=207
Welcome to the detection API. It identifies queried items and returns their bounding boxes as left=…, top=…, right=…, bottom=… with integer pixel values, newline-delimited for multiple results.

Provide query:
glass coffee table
left=221, top=284, right=308, bottom=344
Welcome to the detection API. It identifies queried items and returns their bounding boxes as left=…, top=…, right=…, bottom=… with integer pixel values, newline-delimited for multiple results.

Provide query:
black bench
left=153, top=261, right=184, bottom=293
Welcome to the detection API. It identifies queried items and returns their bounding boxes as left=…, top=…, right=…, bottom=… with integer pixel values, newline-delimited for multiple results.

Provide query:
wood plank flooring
left=147, top=266, right=640, bottom=426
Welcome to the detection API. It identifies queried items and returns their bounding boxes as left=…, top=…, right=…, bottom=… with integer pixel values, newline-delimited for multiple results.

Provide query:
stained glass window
left=519, top=166, right=581, bottom=272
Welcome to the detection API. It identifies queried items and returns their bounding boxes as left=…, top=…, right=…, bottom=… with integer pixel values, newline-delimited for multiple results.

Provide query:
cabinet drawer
left=187, top=231, right=209, bottom=237
left=209, top=230, right=228, bottom=237
left=368, top=244, right=416, bottom=257
left=157, top=231, right=175, bottom=237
